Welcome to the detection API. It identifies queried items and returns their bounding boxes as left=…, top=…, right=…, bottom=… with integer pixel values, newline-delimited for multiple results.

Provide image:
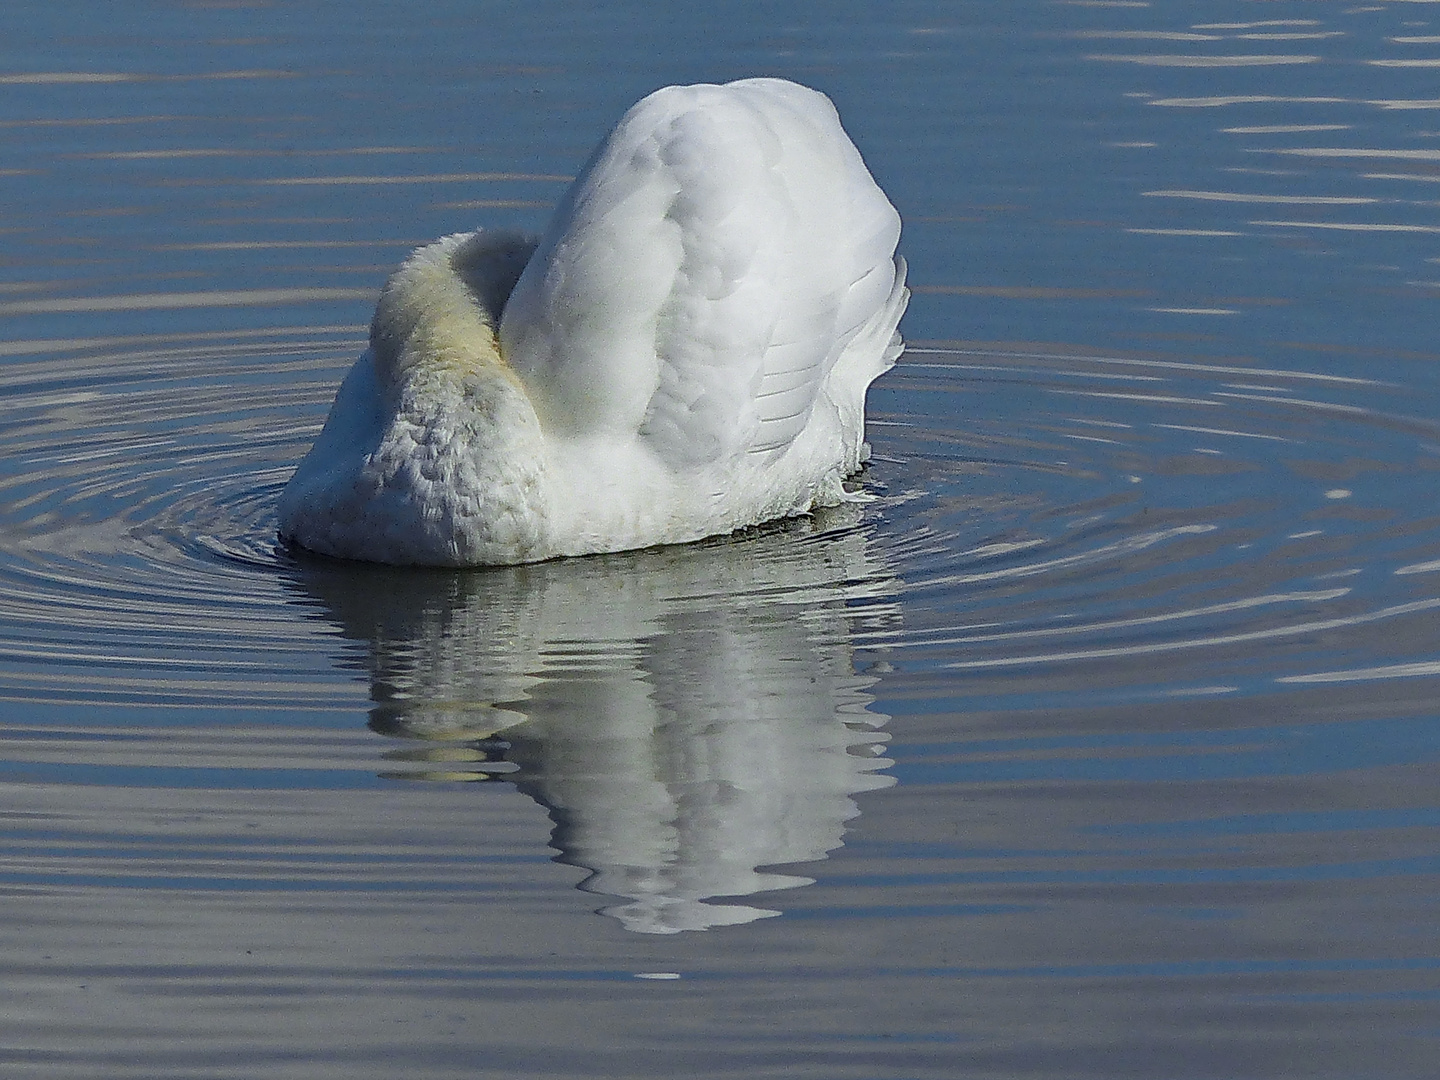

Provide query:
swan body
left=278, top=78, right=907, bottom=566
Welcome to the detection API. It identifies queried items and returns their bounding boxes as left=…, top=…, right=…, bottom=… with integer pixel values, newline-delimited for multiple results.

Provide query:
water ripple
left=0, top=327, right=357, bottom=708
left=5, top=331, right=1438, bottom=713
left=866, top=346, right=1440, bottom=701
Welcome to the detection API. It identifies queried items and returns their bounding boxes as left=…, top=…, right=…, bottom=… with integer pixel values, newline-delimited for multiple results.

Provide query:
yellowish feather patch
left=370, top=230, right=536, bottom=393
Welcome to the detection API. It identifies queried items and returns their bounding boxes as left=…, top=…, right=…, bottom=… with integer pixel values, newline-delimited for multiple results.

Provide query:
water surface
left=1, top=2, right=1438, bottom=1077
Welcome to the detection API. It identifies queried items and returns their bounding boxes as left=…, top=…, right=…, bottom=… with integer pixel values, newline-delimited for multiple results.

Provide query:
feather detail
left=279, top=79, right=906, bottom=566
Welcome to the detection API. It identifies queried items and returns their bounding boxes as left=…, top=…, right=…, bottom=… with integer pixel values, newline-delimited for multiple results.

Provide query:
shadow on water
left=281, top=509, right=898, bottom=933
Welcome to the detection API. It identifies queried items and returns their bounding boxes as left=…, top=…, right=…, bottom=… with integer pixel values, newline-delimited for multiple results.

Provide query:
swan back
left=499, top=78, right=906, bottom=467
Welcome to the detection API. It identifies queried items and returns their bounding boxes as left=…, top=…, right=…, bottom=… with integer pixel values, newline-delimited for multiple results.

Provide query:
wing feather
left=499, top=78, right=904, bottom=467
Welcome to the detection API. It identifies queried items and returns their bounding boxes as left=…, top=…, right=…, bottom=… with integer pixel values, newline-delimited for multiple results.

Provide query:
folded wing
left=499, top=78, right=905, bottom=467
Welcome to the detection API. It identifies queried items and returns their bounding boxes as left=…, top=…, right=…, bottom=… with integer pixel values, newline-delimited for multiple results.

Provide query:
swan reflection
left=288, top=509, right=897, bottom=933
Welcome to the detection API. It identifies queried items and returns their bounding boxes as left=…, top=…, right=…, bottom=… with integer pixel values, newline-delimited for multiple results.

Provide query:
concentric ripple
left=863, top=345, right=1440, bottom=705
left=2, top=334, right=1440, bottom=720
left=0, top=326, right=364, bottom=710
left=4, top=333, right=1440, bottom=721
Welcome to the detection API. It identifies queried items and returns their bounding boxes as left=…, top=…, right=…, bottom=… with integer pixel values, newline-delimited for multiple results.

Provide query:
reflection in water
left=6, top=1, right=1440, bottom=1069
left=288, top=512, right=897, bottom=933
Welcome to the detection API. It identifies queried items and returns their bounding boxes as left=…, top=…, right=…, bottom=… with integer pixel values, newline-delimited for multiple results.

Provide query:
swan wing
left=499, top=78, right=904, bottom=466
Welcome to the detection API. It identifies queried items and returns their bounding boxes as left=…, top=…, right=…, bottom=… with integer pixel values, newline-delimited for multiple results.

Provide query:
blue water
left=1, top=1, right=1439, bottom=1077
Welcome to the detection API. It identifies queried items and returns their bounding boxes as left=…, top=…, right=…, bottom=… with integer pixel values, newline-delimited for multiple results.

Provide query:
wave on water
left=3, top=328, right=1440, bottom=927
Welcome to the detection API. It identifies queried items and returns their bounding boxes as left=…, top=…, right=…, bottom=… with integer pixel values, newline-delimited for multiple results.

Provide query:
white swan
left=278, top=77, right=907, bottom=566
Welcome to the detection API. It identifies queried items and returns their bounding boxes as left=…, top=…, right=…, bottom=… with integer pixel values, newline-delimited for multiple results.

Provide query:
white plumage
left=278, top=78, right=907, bottom=566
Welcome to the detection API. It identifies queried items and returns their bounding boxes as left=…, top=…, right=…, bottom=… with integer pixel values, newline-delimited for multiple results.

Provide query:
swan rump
left=278, top=78, right=908, bottom=566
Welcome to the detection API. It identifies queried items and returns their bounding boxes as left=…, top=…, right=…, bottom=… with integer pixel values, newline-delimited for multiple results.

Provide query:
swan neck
left=369, top=233, right=522, bottom=393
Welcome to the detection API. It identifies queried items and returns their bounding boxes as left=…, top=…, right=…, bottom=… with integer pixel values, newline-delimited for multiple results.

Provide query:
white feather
left=278, top=78, right=907, bottom=566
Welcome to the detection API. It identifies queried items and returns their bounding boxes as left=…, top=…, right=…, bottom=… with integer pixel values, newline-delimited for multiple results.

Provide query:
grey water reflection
left=288, top=513, right=897, bottom=933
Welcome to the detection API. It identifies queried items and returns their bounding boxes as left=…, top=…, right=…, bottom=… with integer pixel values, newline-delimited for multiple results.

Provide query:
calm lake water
left=3, top=1, right=1439, bottom=1077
